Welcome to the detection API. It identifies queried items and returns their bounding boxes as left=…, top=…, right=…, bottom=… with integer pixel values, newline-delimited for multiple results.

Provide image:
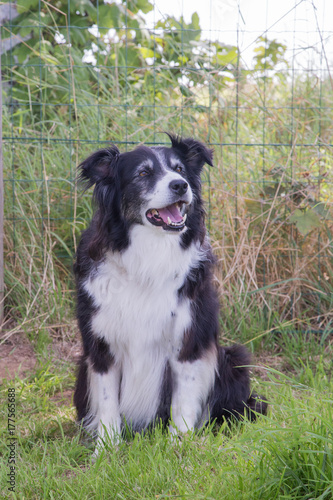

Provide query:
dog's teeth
left=183, top=214, right=187, bottom=222
left=167, top=217, right=172, bottom=225
left=151, top=209, right=159, bottom=217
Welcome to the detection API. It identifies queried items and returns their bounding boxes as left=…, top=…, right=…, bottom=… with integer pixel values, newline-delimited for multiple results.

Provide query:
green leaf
left=190, top=12, right=200, bottom=31
left=136, top=0, right=154, bottom=14
left=179, top=85, right=192, bottom=98
left=73, top=0, right=97, bottom=20
left=127, top=0, right=153, bottom=14
left=216, top=46, right=238, bottom=67
left=289, top=209, right=321, bottom=235
left=17, top=0, right=39, bottom=13
left=98, top=4, right=121, bottom=29
left=310, top=202, right=332, bottom=220
left=138, top=47, right=154, bottom=59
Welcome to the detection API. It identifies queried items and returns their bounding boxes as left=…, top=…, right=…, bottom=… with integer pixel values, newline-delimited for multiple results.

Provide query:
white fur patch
left=86, top=361, right=121, bottom=442
left=84, top=226, right=206, bottom=431
left=170, top=345, right=218, bottom=432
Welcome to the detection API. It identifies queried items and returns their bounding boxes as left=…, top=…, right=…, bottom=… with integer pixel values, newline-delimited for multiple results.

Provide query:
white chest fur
left=84, top=225, right=203, bottom=426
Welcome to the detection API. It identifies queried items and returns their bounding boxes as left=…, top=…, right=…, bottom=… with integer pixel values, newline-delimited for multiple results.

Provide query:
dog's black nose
left=169, top=179, right=188, bottom=196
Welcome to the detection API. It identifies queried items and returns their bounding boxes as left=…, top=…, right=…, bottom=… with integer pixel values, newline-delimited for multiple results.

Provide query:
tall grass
left=3, top=70, right=333, bottom=344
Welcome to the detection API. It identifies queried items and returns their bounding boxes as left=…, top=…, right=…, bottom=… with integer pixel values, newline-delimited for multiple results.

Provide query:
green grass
left=1, top=355, right=333, bottom=499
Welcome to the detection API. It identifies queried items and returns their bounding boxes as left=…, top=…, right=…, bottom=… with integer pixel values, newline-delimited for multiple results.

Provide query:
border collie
left=74, top=134, right=267, bottom=449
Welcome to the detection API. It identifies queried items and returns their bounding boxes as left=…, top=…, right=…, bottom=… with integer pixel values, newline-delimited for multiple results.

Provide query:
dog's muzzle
left=146, top=201, right=188, bottom=232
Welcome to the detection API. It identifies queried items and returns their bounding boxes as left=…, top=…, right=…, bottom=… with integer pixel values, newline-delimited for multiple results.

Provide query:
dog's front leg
left=170, top=349, right=217, bottom=433
left=89, top=365, right=121, bottom=450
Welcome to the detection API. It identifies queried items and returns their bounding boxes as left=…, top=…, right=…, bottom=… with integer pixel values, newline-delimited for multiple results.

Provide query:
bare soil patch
left=0, top=332, right=37, bottom=381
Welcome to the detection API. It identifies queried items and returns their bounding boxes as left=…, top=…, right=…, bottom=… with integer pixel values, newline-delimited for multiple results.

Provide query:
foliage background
left=1, top=0, right=333, bottom=342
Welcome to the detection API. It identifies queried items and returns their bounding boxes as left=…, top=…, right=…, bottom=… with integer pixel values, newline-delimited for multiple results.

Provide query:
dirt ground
left=0, top=332, right=37, bottom=381
left=0, top=328, right=82, bottom=381
left=0, top=328, right=83, bottom=410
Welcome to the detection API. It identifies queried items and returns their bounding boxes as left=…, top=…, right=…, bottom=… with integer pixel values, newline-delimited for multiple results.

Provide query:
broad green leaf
left=17, top=0, right=39, bottom=13
left=70, top=0, right=95, bottom=14
left=138, top=47, right=154, bottom=59
left=310, top=202, right=332, bottom=220
left=72, top=0, right=97, bottom=20
left=216, top=47, right=238, bottom=67
left=136, top=0, right=154, bottom=14
left=127, top=0, right=153, bottom=15
left=289, top=208, right=321, bottom=235
left=179, top=85, right=192, bottom=98
left=190, top=12, right=200, bottom=31
left=178, top=55, right=189, bottom=65
left=98, top=4, right=121, bottom=29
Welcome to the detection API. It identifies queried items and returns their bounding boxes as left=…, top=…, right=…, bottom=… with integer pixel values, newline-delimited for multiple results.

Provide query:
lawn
left=1, top=337, right=333, bottom=499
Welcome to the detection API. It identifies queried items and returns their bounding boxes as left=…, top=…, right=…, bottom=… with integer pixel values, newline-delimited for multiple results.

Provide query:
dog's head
left=78, top=134, right=213, bottom=259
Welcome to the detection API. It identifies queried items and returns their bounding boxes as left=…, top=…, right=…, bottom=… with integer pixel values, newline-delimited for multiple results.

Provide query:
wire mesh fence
left=1, top=0, right=332, bottom=339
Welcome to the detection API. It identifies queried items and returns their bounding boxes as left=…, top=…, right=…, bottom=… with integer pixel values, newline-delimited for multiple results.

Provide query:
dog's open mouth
left=146, top=202, right=188, bottom=231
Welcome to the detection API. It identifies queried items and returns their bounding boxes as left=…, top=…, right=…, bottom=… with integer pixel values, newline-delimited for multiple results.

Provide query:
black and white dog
left=74, top=134, right=266, bottom=449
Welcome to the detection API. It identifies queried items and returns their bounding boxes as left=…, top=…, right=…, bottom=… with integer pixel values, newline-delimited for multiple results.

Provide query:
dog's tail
left=209, top=344, right=268, bottom=423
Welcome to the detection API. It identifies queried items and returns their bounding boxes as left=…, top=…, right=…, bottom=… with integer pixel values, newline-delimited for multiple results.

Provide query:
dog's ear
left=78, top=146, right=120, bottom=188
left=166, top=133, right=214, bottom=171
left=77, top=146, right=129, bottom=260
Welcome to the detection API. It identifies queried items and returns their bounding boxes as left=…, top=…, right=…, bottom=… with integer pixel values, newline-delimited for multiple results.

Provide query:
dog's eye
left=139, top=170, right=149, bottom=177
left=174, top=165, right=183, bottom=173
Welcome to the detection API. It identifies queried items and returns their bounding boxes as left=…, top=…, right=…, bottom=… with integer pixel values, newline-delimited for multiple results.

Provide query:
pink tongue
left=158, top=204, right=183, bottom=223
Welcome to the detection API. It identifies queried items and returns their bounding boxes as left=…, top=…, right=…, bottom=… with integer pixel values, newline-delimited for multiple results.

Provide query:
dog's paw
left=91, top=435, right=121, bottom=460
left=91, top=422, right=122, bottom=459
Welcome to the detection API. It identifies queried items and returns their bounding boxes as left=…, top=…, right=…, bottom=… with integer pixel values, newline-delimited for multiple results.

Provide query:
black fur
left=209, top=345, right=268, bottom=422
